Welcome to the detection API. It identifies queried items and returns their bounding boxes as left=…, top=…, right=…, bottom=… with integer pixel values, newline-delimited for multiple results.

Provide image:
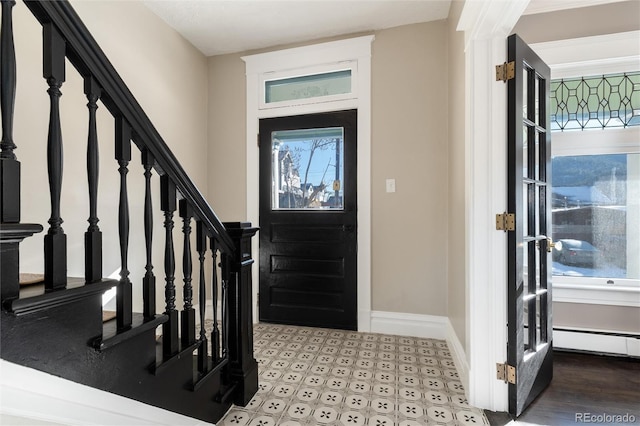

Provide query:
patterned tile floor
left=220, top=323, right=489, bottom=426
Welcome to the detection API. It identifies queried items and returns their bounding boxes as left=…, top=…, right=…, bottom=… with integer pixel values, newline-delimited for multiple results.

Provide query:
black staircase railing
left=0, top=0, right=258, bottom=421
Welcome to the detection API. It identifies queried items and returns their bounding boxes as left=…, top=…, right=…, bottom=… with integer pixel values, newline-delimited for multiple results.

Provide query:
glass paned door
left=507, top=34, right=553, bottom=417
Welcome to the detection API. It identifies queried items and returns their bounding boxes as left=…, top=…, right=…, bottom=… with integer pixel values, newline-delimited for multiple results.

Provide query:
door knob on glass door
left=546, top=238, right=555, bottom=253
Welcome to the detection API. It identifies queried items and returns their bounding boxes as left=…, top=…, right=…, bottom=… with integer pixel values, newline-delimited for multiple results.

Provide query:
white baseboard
left=0, top=361, right=213, bottom=426
left=553, top=328, right=640, bottom=356
left=368, top=311, right=470, bottom=390
left=446, top=319, right=470, bottom=391
left=193, top=300, right=219, bottom=322
left=369, top=311, right=448, bottom=340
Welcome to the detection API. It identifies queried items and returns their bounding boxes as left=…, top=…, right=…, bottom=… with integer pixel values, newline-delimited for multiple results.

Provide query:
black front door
left=507, top=34, right=553, bottom=417
left=259, top=110, right=357, bottom=330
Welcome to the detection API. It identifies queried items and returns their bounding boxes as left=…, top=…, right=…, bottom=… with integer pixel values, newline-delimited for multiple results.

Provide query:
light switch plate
left=386, top=178, right=396, bottom=193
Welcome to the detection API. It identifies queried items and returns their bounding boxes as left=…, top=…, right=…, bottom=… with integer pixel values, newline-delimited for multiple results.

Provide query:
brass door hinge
left=496, top=61, right=515, bottom=82
left=497, top=362, right=516, bottom=384
left=496, top=212, right=515, bottom=231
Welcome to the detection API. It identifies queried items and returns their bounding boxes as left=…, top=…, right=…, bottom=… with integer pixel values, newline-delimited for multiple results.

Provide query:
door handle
left=546, top=238, right=555, bottom=253
left=536, top=238, right=555, bottom=252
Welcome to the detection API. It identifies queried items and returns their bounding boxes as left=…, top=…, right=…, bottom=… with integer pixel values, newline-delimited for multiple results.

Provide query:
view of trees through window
left=271, top=127, right=345, bottom=210
left=551, top=153, right=639, bottom=279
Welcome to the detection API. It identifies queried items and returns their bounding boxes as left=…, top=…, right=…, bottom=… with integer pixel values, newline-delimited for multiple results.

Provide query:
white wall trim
left=523, top=0, right=630, bottom=16
left=552, top=127, right=640, bottom=157
left=554, top=329, right=640, bottom=357
left=457, top=0, right=528, bottom=413
left=555, top=281, right=640, bottom=307
left=193, top=300, right=219, bottom=322
left=242, top=35, right=374, bottom=332
left=369, top=311, right=448, bottom=340
left=530, top=31, right=640, bottom=79
left=446, top=319, right=470, bottom=394
left=0, top=361, right=213, bottom=426
left=367, top=312, right=470, bottom=393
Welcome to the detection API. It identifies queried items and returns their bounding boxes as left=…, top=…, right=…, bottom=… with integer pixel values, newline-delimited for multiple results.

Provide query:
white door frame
left=457, top=0, right=530, bottom=412
left=242, top=36, right=374, bottom=331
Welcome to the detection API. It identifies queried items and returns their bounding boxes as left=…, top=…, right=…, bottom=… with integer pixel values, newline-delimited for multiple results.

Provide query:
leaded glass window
left=550, top=71, right=640, bottom=131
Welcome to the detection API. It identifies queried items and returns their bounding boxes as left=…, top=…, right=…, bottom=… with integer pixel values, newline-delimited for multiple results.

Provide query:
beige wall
left=513, top=0, right=640, bottom=43
left=370, top=21, right=449, bottom=315
left=516, top=1, right=640, bottom=334
left=207, top=53, right=247, bottom=221
left=14, top=0, right=209, bottom=313
left=207, top=21, right=451, bottom=318
left=447, top=0, right=467, bottom=351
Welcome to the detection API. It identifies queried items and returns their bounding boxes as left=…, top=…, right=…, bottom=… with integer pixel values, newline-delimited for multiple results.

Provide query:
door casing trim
left=457, top=0, right=529, bottom=412
left=242, top=36, right=374, bottom=332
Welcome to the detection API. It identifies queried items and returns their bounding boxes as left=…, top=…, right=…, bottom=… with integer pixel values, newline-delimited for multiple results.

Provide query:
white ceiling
left=143, top=0, right=452, bottom=56
left=143, top=0, right=629, bottom=57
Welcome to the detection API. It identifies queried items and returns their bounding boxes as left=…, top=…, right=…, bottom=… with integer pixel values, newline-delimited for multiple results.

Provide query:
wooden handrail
left=23, top=0, right=234, bottom=254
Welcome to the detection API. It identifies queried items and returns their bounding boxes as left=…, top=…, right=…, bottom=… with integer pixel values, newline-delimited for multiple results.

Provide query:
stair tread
left=18, top=276, right=105, bottom=299
left=8, top=279, right=117, bottom=315
left=98, top=313, right=167, bottom=351
left=19, top=273, right=44, bottom=286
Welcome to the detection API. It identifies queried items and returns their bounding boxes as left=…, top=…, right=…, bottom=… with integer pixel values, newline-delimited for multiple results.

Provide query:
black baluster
left=84, top=77, right=102, bottom=283
left=179, top=199, right=195, bottom=347
left=161, top=175, right=178, bottom=357
left=211, top=238, right=220, bottom=363
left=0, top=0, right=20, bottom=224
left=43, top=23, right=67, bottom=291
left=196, top=221, right=209, bottom=372
left=142, top=149, right=156, bottom=319
left=221, top=247, right=230, bottom=362
left=0, top=0, right=16, bottom=160
left=115, top=117, right=132, bottom=331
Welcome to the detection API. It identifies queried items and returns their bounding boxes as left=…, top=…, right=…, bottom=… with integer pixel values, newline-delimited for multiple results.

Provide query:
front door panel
left=259, top=110, right=357, bottom=330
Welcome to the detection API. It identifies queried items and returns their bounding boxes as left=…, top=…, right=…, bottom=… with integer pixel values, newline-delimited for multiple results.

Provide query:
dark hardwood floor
left=485, top=350, right=640, bottom=425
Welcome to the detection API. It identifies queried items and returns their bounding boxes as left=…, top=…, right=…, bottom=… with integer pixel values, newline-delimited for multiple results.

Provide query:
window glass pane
left=552, top=153, right=640, bottom=279
left=265, top=70, right=352, bottom=104
left=550, top=71, right=640, bottom=131
left=271, top=127, right=344, bottom=210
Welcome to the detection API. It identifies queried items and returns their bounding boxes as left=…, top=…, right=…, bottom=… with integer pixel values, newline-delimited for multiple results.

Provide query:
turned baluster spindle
left=211, top=239, right=220, bottom=363
left=84, top=77, right=102, bottom=283
left=220, top=251, right=230, bottom=360
left=179, top=199, right=196, bottom=347
left=196, top=221, right=209, bottom=372
left=115, top=117, right=132, bottom=331
left=161, top=175, right=178, bottom=357
left=0, top=0, right=16, bottom=160
left=43, top=23, right=67, bottom=290
left=142, top=149, right=156, bottom=319
left=0, top=0, right=20, bottom=224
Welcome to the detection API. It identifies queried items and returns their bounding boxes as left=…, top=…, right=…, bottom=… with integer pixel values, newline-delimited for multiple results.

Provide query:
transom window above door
left=265, top=70, right=352, bottom=104
left=258, top=61, right=358, bottom=109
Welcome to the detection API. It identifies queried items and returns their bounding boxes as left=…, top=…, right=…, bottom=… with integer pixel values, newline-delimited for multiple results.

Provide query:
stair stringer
left=0, top=360, right=216, bottom=426
left=0, top=287, right=233, bottom=424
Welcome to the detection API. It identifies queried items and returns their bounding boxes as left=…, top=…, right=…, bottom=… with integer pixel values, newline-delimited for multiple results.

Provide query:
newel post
left=223, top=221, right=258, bottom=406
